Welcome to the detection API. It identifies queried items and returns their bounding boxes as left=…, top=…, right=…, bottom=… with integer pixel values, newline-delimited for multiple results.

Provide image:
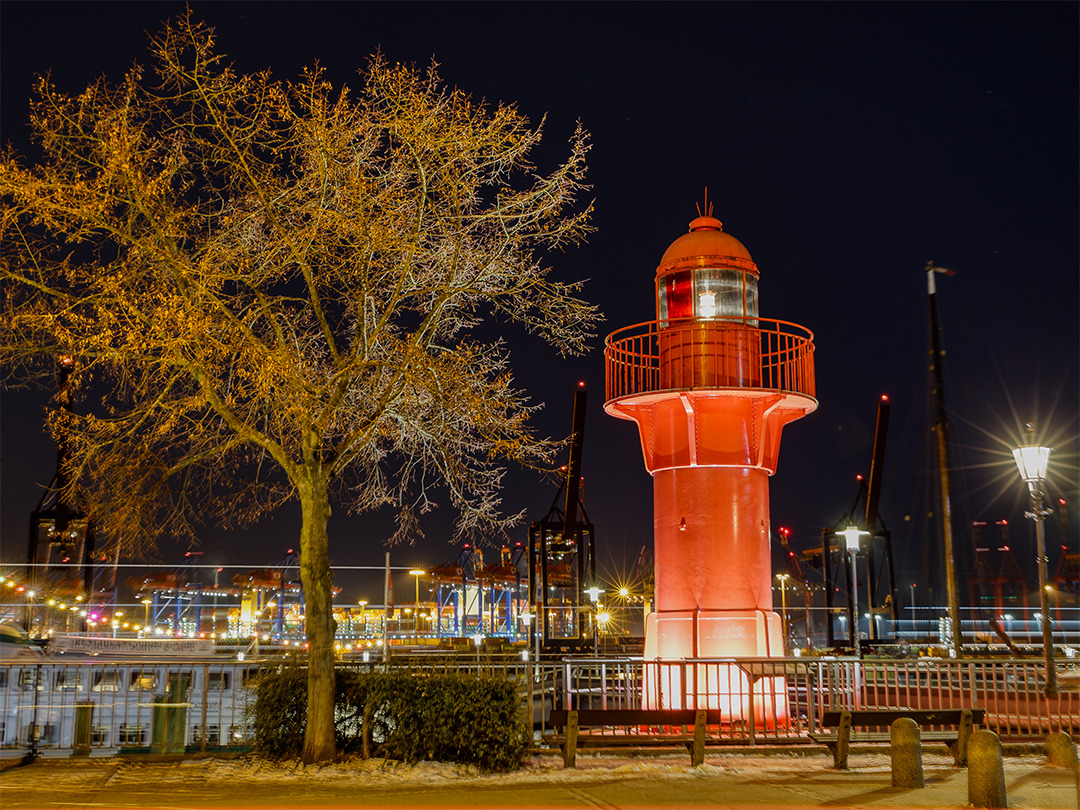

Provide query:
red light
left=578, top=381, right=586, bottom=388
left=881, top=394, right=889, bottom=402
left=855, top=474, right=864, bottom=481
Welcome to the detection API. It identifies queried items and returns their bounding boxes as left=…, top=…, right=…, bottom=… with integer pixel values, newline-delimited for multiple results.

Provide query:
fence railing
left=3, top=655, right=1076, bottom=755
left=537, top=656, right=1080, bottom=743
left=605, top=318, right=816, bottom=403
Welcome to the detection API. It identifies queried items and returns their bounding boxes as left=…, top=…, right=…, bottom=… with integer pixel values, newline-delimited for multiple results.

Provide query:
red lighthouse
left=604, top=205, right=816, bottom=714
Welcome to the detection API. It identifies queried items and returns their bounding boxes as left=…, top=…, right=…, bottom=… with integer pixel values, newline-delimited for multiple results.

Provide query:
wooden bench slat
left=820, top=708, right=985, bottom=727
left=549, top=708, right=712, bottom=727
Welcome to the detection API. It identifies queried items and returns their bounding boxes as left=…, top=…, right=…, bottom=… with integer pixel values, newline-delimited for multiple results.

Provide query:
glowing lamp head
left=837, top=525, right=870, bottom=552
left=655, top=213, right=759, bottom=326
left=1012, top=443, right=1050, bottom=483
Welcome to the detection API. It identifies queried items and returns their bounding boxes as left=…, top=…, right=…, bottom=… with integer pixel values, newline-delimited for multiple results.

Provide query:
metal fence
left=536, top=656, right=1080, bottom=743
left=3, top=654, right=1076, bottom=755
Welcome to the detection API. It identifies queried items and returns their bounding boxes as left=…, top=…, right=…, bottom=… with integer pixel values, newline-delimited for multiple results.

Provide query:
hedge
left=251, top=666, right=529, bottom=771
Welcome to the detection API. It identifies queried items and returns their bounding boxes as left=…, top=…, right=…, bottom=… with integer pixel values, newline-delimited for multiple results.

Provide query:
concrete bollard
left=1044, top=732, right=1077, bottom=768
left=890, top=717, right=924, bottom=788
left=1044, top=733, right=1080, bottom=810
left=968, top=729, right=1007, bottom=809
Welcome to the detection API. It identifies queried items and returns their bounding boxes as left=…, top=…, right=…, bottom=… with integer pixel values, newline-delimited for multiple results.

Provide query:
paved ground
left=1, top=749, right=1077, bottom=809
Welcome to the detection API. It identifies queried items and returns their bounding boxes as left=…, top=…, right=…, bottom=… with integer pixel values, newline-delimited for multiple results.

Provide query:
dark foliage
left=252, top=665, right=529, bottom=771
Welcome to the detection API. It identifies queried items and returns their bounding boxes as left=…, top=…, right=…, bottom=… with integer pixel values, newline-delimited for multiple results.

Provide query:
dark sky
left=2, top=1, right=1077, bottom=608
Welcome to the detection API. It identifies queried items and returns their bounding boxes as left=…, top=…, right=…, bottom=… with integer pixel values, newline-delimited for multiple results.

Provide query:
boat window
left=118, top=724, right=146, bottom=745
left=23, top=722, right=58, bottom=744
left=18, top=668, right=43, bottom=691
left=0, top=670, right=8, bottom=689
left=193, top=724, right=220, bottom=744
left=206, top=671, right=231, bottom=691
left=91, top=725, right=109, bottom=745
left=92, top=671, right=120, bottom=692
left=129, top=670, right=157, bottom=692
left=55, top=668, right=88, bottom=691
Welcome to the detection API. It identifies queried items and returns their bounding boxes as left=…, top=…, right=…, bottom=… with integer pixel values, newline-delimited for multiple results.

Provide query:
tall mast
left=926, top=263, right=963, bottom=658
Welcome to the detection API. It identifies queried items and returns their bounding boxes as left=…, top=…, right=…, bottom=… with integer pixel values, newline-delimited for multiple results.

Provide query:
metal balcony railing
left=605, top=318, right=816, bottom=404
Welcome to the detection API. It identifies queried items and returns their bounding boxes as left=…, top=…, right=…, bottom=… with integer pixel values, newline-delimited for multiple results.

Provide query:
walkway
left=1, top=750, right=1077, bottom=808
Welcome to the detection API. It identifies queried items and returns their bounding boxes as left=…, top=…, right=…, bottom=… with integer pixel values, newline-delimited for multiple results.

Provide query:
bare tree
left=1, top=13, right=595, bottom=763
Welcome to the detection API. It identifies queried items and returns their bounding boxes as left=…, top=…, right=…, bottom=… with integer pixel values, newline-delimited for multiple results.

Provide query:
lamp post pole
left=585, top=586, right=603, bottom=652
left=409, top=570, right=424, bottom=643
left=1013, top=429, right=1057, bottom=697
left=776, top=574, right=790, bottom=652
left=837, top=527, right=870, bottom=659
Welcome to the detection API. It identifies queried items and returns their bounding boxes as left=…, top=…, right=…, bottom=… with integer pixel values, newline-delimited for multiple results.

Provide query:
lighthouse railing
left=604, top=318, right=816, bottom=403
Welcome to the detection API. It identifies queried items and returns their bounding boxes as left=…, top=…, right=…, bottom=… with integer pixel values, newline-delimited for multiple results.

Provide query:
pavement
left=1, top=748, right=1078, bottom=809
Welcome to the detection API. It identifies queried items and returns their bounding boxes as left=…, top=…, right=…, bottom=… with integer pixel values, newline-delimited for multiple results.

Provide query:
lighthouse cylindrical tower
left=604, top=210, right=817, bottom=718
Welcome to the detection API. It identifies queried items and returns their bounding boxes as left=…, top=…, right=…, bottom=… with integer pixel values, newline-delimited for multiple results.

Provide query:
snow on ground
left=86, top=749, right=1009, bottom=786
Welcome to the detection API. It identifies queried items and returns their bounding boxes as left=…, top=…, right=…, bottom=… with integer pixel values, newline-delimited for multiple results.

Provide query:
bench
left=810, top=708, right=985, bottom=769
left=546, top=708, right=723, bottom=767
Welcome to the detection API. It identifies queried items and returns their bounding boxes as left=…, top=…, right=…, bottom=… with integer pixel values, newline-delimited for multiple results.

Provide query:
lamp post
left=596, top=610, right=610, bottom=654
left=776, top=573, right=790, bottom=652
left=1013, top=428, right=1056, bottom=697
left=584, top=586, right=603, bottom=652
left=409, top=569, right=424, bottom=642
left=837, top=527, right=869, bottom=658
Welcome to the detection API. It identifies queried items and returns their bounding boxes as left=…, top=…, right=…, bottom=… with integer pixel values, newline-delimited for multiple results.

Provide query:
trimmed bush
left=252, top=666, right=528, bottom=771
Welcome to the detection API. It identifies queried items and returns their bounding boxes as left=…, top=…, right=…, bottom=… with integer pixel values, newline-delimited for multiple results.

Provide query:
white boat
left=1, top=627, right=257, bottom=753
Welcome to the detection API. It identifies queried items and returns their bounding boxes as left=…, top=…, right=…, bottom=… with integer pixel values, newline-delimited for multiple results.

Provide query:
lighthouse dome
left=657, top=215, right=757, bottom=276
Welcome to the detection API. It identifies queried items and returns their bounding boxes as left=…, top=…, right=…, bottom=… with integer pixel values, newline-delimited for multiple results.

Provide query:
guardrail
left=3, top=655, right=1075, bottom=756
left=538, top=656, right=1080, bottom=743
left=605, top=318, right=816, bottom=403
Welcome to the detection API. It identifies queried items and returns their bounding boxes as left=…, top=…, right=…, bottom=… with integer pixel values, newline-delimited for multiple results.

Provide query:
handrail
left=605, top=318, right=816, bottom=403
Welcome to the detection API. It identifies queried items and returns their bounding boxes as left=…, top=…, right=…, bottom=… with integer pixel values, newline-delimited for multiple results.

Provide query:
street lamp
left=1013, top=428, right=1057, bottom=697
left=776, top=573, right=790, bottom=651
left=584, top=586, right=603, bottom=651
left=596, top=611, right=610, bottom=654
left=409, top=570, right=425, bottom=642
left=837, top=526, right=869, bottom=658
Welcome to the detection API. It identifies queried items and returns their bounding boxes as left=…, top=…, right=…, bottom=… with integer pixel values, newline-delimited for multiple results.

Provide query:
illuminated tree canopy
left=1, top=13, right=595, bottom=762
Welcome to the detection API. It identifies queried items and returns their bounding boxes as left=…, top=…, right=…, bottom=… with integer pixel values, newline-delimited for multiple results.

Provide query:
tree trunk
left=298, top=473, right=337, bottom=764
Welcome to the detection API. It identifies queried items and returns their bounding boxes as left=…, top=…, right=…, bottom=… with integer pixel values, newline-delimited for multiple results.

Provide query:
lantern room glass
left=659, top=267, right=757, bottom=325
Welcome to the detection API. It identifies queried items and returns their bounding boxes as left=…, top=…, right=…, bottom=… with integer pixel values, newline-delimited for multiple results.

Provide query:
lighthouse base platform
left=641, top=609, right=790, bottom=727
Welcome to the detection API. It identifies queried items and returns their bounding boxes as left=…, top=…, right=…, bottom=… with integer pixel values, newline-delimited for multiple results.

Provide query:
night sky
left=2, top=2, right=1077, bottom=610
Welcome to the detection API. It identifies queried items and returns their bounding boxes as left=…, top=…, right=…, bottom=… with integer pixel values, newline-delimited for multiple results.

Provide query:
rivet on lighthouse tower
left=604, top=202, right=817, bottom=714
